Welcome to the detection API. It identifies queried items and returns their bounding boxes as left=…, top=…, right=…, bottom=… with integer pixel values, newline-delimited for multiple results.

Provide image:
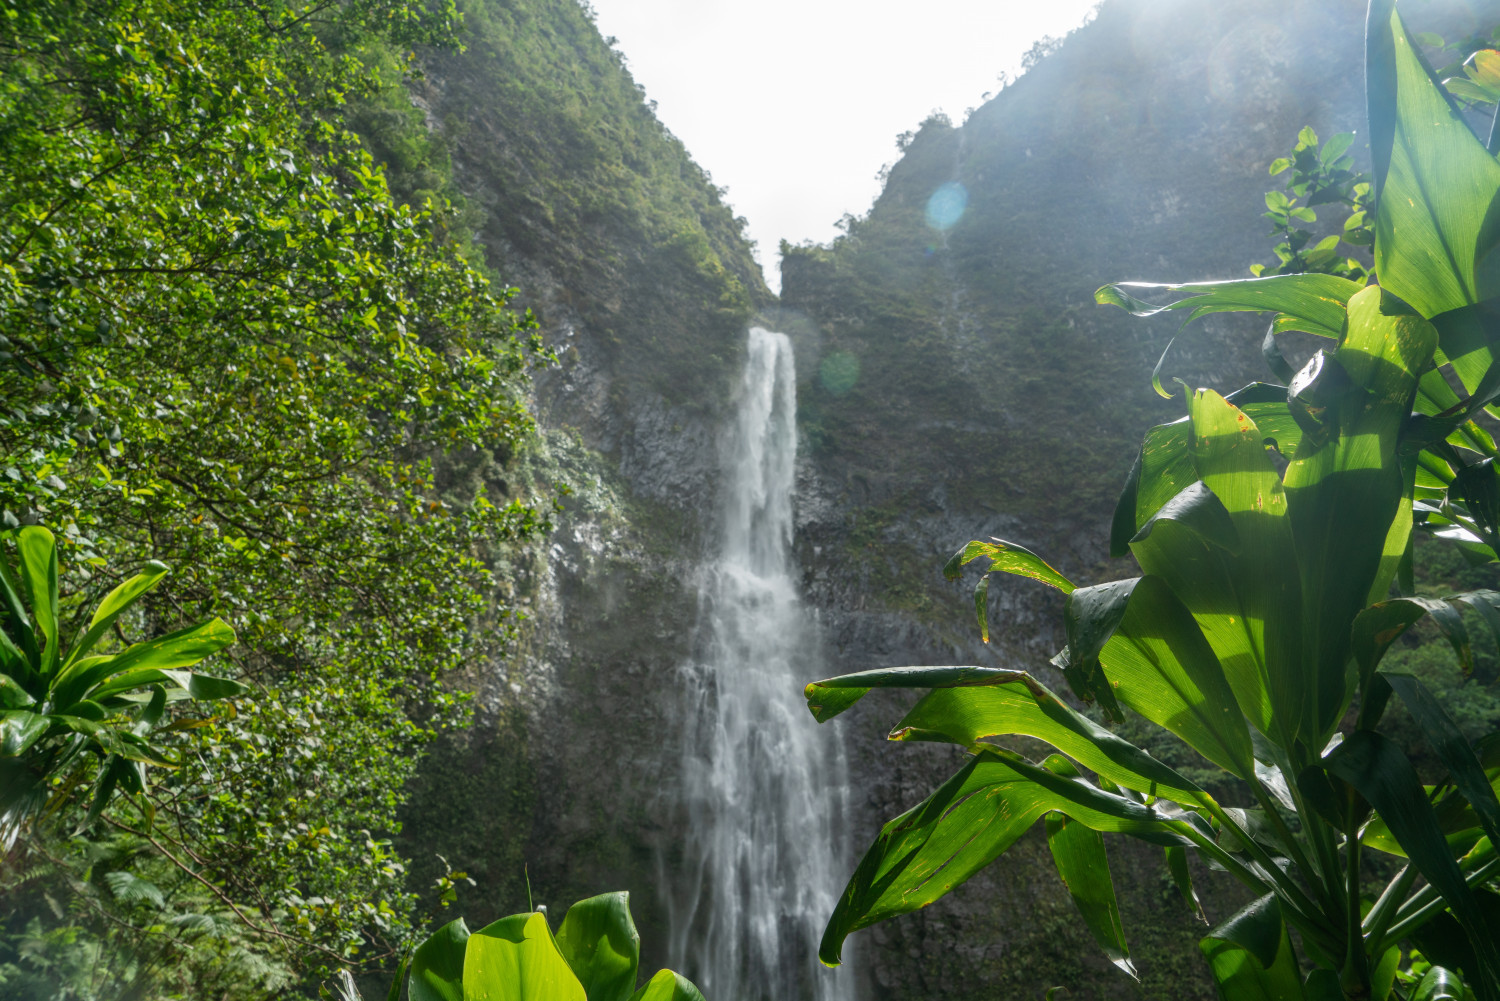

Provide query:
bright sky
left=588, top=0, right=1101, bottom=291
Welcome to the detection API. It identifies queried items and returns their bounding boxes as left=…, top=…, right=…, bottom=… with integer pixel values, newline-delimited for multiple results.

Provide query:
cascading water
left=664, top=327, right=854, bottom=1001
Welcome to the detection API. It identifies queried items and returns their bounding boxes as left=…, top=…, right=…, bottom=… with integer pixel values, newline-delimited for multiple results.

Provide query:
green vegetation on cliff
left=413, top=0, right=771, bottom=412
left=0, top=0, right=552, bottom=995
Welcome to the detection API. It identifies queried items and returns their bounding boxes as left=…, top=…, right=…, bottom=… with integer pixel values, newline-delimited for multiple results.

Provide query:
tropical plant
left=0, top=526, right=242, bottom=848
left=330, top=892, right=707, bottom=1001
left=804, top=4, right=1500, bottom=999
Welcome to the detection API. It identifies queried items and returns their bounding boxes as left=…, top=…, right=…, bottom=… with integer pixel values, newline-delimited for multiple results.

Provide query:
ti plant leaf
left=819, top=745, right=1185, bottom=967
left=1044, top=758, right=1135, bottom=979
left=1368, top=0, right=1500, bottom=319
left=1199, top=896, right=1305, bottom=1001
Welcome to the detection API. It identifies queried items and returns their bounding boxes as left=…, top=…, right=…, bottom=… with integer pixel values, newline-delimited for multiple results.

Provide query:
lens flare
left=819, top=350, right=860, bottom=395
left=924, top=181, right=969, bottom=231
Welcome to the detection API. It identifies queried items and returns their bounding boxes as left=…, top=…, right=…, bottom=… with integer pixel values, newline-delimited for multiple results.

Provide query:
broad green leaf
left=1110, top=385, right=1300, bottom=557
left=1130, top=481, right=1240, bottom=553
left=1046, top=801, right=1134, bottom=978
left=1165, top=845, right=1206, bottom=923
left=1412, top=966, right=1467, bottom=1001
left=16, top=527, right=58, bottom=677
left=0, top=674, right=33, bottom=709
left=0, top=710, right=48, bottom=757
left=66, top=561, right=170, bottom=668
left=1095, top=275, right=1360, bottom=339
left=943, top=538, right=1074, bottom=592
left=804, top=665, right=1018, bottom=722
left=1368, top=2, right=1500, bottom=318
left=627, top=970, right=706, bottom=1001
left=1352, top=596, right=1468, bottom=694
left=1199, top=898, right=1304, bottom=1001
left=1184, top=389, right=1300, bottom=739
left=1372, top=945, right=1401, bottom=1001
left=463, top=911, right=586, bottom=1001
left=1428, top=300, right=1500, bottom=407
left=0, top=549, right=38, bottom=675
left=1324, top=731, right=1500, bottom=986
left=55, top=618, right=237, bottom=708
left=82, top=754, right=128, bottom=832
left=1284, top=286, right=1437, bottom=739
left=1208, top=894, right=1283, bottom=970
left=820, top=746, right=1182, bottom=966
left=386, top=952, right=409, bottom=1001
left=409, top=917, right=470, bottom=1001
left=93, top=727, right=174, bottom=767
left=1098, top=575, right=1254, bottom=779
left=555, top=892, right=640, bottom=1001
left=889, top=669, right=1210, bottom=805
left=1384, top=671, right=1500, bottom=850
left=1062, top=579, right=1134, bottom=721
left=85, top=667, right=248, bottom=705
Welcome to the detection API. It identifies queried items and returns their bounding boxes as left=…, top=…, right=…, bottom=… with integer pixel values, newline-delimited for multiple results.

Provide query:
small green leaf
left=974, top=574, right=990, bottom=643
left=943, top=538, right=1074, bottom=592
left=1411, top=966, right=1466, bottom=1001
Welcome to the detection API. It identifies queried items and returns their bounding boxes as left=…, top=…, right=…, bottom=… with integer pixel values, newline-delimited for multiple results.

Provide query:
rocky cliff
left=389, top=0, right=1500, bottom=998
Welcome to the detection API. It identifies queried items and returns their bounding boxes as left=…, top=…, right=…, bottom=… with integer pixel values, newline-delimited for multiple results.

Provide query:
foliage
left=420, top=0, right=767, bottom=409
left=0, top=527, right=242, bottom=848
left=332, top=892, right=707, bottom=1001
left=0, top=0, right=551, bottom=991
left=1252, top=126, right=1372, bottom=281
left=806, top=4, right=1500, bottom=999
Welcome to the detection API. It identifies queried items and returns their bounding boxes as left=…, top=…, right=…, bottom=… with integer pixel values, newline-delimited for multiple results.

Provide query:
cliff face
left=393, top=0, right=774, bottom=967
left=781, top=0, right=1496, bottom=997
left=390, top=1, right=1500, bottom=999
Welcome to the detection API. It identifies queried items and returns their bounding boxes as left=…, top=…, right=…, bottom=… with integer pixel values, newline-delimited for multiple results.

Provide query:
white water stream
left=664, top=327, right=854, bottom=1001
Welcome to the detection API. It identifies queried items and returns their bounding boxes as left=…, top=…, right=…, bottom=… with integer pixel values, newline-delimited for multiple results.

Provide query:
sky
left=588, top=0, right=1102, bottom=291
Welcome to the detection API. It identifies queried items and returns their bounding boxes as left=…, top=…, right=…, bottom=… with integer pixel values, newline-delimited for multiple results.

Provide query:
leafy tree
left=0, top=0, right=551, bottom=991
left=805, top=4, right=1500, bottom=999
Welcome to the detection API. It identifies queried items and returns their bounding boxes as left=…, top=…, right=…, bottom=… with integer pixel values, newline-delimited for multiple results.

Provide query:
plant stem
left=1248, top=774, right=1339, bottom=916
left=1376, top=854, right=1500, bottom=953
left=1342, top=820, right=1369, bottom=996
left=1201, top=799, right=1331, bottom=929
left=1173, top=819, right=1342, bottom=956
left=1361, top=864, right=1416, bottom=945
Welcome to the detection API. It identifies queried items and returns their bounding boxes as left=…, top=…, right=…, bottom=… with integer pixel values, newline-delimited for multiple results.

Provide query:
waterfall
left=664, top=327, right=854, bottom=1001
